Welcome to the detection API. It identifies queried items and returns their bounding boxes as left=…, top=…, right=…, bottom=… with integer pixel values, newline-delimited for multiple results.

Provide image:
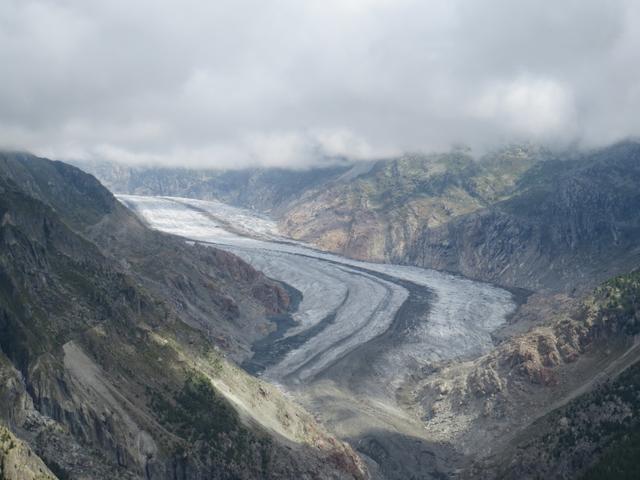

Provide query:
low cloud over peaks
left=1, top=0, right=639, bottom=168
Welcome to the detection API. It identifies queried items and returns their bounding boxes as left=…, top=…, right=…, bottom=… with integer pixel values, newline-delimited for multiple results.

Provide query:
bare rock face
left=467, top=365, right=504, bottom=396
left=504, top=330, right=562, bottom=386
left=408, top=142, right=640, bottom=292
left=280, top=151, right=511, bottom=262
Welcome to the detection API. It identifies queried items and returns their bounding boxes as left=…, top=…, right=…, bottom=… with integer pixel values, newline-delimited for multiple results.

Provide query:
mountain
left=79, top=142, right=640, bottom=293
left=407, top=142, right=640, bottom=292
left=74, top=145, right=544, bottom=256
left=279, top=145, right=544, bottom=265
left=2, top=153, right=290, bottom=360
left=0, top=152, right=365, bottom=479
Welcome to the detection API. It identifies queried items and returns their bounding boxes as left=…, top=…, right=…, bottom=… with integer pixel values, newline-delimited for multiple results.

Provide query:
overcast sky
left=1, top=0, right=639, bottom=168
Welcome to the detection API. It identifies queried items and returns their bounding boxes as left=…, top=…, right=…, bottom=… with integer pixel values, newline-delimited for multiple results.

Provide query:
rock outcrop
left=396, top=268, right=640, bottom=478
left=0, top=424, right=57, bottom=480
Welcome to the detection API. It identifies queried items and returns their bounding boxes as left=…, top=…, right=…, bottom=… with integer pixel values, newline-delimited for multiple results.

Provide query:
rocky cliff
left=280, top=145, right=542, bottom=262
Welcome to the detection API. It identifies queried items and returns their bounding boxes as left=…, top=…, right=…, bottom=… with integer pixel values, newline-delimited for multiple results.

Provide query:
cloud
left=469, top=76, right=576, bottom=137
left=0, top=0, right=639, bottom=168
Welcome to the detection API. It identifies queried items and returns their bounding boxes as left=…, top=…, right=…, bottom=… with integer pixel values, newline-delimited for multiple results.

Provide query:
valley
left=119, top=194, right=516, bottom=478
left=3, top=148, right=640, bottom=479
left=70, top=142, right=640, bottom=478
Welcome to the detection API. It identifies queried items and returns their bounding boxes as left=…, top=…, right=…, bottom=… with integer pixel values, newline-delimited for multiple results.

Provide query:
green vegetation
left=152, top=373, right=238, bottom=442
left=594, top=269, right=640, bottom=335
left=151, top=373, right=272, bottom=476
left=577, top=358, right=640, bottom=479
left=527, top=353, right=640, bottom=477
left=361, top=153, right=484, bottom=209
left=582, top=430, right=640, bottom=479
left=502, top=270, right=640, bottom=478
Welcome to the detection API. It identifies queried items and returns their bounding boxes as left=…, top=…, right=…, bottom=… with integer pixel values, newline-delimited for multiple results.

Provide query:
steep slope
left=457, top=269, right=640, bottom=478
left=0, top=152, right=290, bottom=360
left=408, top=142, right=640, bottom=292
left=280, top=145, right=543, bottom=261
left=356, top=267, right=638, bottom=479
left=0, top=153, right=366, bottom=479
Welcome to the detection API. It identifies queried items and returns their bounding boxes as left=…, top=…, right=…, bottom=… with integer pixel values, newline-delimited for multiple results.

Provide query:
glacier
left=118, top=194, right=516, bottom=394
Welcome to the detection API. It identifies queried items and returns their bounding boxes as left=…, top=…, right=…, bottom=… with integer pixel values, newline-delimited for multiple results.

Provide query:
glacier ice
left=118, top=195, right=516, bottom=388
